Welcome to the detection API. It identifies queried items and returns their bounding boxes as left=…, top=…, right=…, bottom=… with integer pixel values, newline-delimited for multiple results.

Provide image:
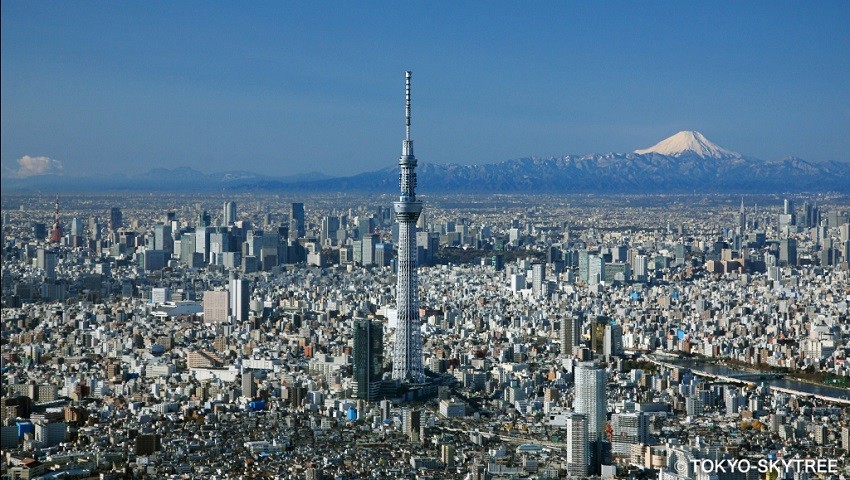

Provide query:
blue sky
left=2, top=1, right=849, bottom=177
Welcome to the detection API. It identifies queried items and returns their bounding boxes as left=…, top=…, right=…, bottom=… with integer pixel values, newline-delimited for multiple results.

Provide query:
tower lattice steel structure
left=392, top=71, right=424, bottom=383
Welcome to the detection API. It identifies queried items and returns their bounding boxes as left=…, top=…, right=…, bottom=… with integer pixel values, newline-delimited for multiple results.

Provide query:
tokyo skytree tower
left=391, top=71, right=424, bottom=383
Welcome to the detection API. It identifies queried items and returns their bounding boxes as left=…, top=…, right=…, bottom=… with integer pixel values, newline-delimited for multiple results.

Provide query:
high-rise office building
left=360, top=234, right=379, bottom=266
left=153, top=224, right=173, bottom=254
left=37, top=248, right=58, bottom=280
left=353, top=319, right=383, bottom=401
left=224, top=201, right=237, bottom=225
left=260, top=233, right=280, bottom=270
left=611, top=244, right=628, bottom=263
left=826, top=210, right=846, bottom=228
left=88, top=216, right=101, bottom=240
left=633, top=254, right=649, bottom=283
left=604, top=323, right=624, bottom=358
left=604, top=262, right=630, bottom=283
left=357, top=217, right=374, bottom=240
left=588, top=254, right=605, bottom=285
left=802, top=201, right=816, bottom=228
left=779, top=238, right=797, bottom=266
left=198, top=210, right=211, bottom=227
left=141, top=250, right=168, bottom=272
left=392, top=71, right=425, bottom=384
left=574, top=362, right=606, bottom=472
left=559, top=315, right=581, bottom=356
left=179, top=233, right=198, bottom=265
left=195, top=226, right=212, bottom=261
left=375, top=242, right=393, bottom=267
left=70, top=217, right=84, bottom=237
left=781, top=198, right=797, bottom=226
left=204, top=290, right=230, bottom=323
left=229, top=278, right=250, bottom=322
left=416, top=231, right=440, bottom=266
left=245, top=230, right=262, bottom=257
left=352, top=240, right=364, bottom=265
left=491, top=253, right=505, bottom=271
left=290, top=203, right=305, bottom=239
left=110, top=207, right=123, bottom=232
left=819, top=238, right=835, bottom=266
left=843, top=240, right=850, bottom=268
left=321, top=216, right=340, bottom=245
left=118, top=230, right=136, bottom=248
left=578, top=249, right=590, bottom=282
left=590, top=317, right=608, bottom=354
left=209, top=229, right=236, bottom=265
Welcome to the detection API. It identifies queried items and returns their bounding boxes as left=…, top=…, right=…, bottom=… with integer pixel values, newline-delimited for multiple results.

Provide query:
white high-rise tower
left=392, top=71, right=424, bottom=383
left=738, top=198, right=746, bottom=234
left=224, top=201, right=237, bottom=225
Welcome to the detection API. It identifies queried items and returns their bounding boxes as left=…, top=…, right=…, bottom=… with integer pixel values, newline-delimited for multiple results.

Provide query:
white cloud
left=15, top=155, right=64, bottom=177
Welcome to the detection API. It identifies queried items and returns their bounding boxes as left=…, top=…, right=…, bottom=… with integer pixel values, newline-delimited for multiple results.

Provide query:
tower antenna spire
left=402, top=71, right=413, bottom=158
left=405, top=71, right=411, bottom=141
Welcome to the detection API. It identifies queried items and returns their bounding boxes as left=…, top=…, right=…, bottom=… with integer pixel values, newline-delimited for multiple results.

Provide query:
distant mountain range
left=1, top=167, right=331, bottom=192
left=4, top=132, right=849, bottom=193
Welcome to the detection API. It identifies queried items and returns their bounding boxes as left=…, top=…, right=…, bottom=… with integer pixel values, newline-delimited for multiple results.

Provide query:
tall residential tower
left=575, top=362, right=607, bottom=473
left=391, top=71, right=425, bottom=383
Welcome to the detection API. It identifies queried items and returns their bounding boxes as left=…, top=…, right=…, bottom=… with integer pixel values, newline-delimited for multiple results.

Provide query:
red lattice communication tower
left=50, top=196, right=64, bottom=244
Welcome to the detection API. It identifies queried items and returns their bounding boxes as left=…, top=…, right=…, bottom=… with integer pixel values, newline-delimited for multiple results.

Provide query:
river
left=659, top=357, right=849, bottom=402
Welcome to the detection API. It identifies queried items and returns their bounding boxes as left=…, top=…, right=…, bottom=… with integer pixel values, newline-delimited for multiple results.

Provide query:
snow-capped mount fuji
left=634, top=130, right=742, bottom=159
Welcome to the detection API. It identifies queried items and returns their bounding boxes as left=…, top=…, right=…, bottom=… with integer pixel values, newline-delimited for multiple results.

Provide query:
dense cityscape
left=1, top=185, right=849, bottom=479
left=4, top=1, right=850, bottom=478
